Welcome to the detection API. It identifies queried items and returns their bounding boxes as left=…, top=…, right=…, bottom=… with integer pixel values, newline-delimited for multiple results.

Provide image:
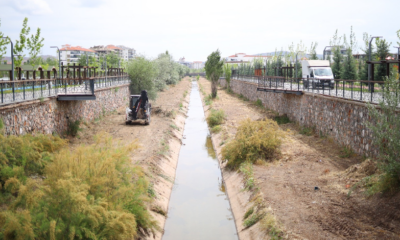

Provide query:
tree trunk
left=211, top=79, right=217, bottom=98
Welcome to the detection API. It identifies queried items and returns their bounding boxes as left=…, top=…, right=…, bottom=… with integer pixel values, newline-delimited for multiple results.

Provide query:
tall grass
left=222, top=119, right=283, bottom=170
left=0, top=132, right=158, bottom=239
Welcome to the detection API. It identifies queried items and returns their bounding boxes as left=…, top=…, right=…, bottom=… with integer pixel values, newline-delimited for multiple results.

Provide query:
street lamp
left=368, top=36, right=383, bottom=92
left=323, top=46, right=333, bottom=61
left=2, top=37, right=14, bottom=80
left=50, top=46, right=61, bottom=79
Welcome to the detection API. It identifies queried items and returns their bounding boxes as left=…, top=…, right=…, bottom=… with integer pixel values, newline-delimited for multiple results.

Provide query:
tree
left=0, top=18, right=8, bottom=63
left=224, top=64, right=232, bottom=91
left=26, top=27, right=44, bottom=69
left=126, top=56, right=158, bottom=99
left=359, top=33, right=372, bottom=81
left=13, top=18, right=30, bottom=68
left=106, top=51, right=120, bottom=68
left=154, top=52, right=179, bottom=90
left=341, top=26, right=357, bottom=80
left=331, top=46, right=344, bottom=79
left=77, top=54, right=87, bottom=66
left=374, top=38, right=391, bottom=82
left=366, top=67, right=400, bottom=194
left=309, top=42, right=318, bottom=60
left=205, top=50, right=224, bottom=98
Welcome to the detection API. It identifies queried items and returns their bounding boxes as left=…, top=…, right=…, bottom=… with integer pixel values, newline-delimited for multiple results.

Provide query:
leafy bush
left=0, top=133, right=158, bottom=239
left=66, top=119, right=81, bottom=136
left=366, top=67, right=400, bottom=194
left=255, top=99, right=263, bottom=108
left=206, top=109, right=225, bottom=127
left=222, top=119, right=283, bottom=170
left=274, top=114, right=291, bottom=125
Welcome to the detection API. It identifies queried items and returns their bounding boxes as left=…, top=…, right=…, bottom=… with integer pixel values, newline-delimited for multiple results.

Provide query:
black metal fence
left=233, top=74, right=398, bottom=105
left=0, top=74, right=130, bottom=105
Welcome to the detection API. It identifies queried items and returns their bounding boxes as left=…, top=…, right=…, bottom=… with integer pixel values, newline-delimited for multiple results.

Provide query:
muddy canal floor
left=198, top=77, right=400, bottom=240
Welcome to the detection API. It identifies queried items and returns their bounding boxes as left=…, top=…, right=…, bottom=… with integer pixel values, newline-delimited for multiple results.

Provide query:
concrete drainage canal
left=163, top=81, right=238, bottom=240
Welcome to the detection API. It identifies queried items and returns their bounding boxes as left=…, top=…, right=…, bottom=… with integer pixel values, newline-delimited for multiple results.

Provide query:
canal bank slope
left=71, top=77, right=192, bottom=240
left=198, top=77, right=400, bottom=240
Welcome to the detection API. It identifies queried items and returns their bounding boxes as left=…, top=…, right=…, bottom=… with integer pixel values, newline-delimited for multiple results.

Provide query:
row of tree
left=233, top=27, right=400, bottom=82
left=127, top=51, right=190, bottom=99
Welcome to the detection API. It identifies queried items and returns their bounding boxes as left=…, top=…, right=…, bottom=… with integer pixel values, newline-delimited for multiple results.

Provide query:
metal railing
left=233, top=74, right=398, bottom=105
left=0, top=74, right=130, bottom=105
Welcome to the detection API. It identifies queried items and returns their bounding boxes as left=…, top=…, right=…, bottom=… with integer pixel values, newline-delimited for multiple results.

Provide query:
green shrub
left=206, top=109, right=225, bottom=127
left=66, top=119, right=81, bottom=137
left=255, top=99, right=263, bottom=108
left=274, top=114, right=291, bottom=125
left=243, top=207, right=254, bottom=220
left=222, top=118, right=283, bottom=170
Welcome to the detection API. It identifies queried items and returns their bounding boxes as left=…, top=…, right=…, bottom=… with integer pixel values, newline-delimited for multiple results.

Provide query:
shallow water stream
left=162, top=81, right=238, bottom=240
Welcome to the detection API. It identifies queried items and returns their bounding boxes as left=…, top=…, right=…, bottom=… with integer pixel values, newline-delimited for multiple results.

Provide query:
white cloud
left=8, top=0, right=52, bottom=15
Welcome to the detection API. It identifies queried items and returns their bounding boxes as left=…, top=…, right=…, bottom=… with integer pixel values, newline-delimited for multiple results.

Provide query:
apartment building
left=60, top=44, right=96, bottom=65
left=192, top=61, right=205, bottom=69
left=116, top=45, right=136, bottom=61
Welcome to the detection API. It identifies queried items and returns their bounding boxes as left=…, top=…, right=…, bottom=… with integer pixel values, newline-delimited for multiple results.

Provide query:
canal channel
left=162, top=81, right=238, bottom=240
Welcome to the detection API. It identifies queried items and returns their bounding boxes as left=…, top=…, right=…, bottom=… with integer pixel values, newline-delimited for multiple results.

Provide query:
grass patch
left=205, top=94, right=213, bottom=105
left=211, top=125, right=222, bottom=133
left=239, top=161, right=255, bottom=190
left=222, top=118, right=283, bottom=170
left=243, top=207, right=254, bottom=220
left=243, top=211, right=264, bottom=229
left=151, top=205, right=167, bottom=217
left=206, top=109, right=225, bottom=127
left=183, top=90, right=188, bottom=98
left=340, top=146, right=355, bottom=158
left=165, top=109, right=177, bottom=119
left=260, top=212, right=283, bottom=239
left=170, top=124, right=180, bottom=131
left=239, top=93, right=249, bottom=101
left=179, top=102, right=183, bottom=110
left=299, top=126, right=314, bottom=136
left=158, top=138, right=170, bottom=156
left=0, top=118, right=4, bottom=135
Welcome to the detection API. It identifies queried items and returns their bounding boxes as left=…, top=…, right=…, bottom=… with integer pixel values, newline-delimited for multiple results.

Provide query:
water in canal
left=162, top=82, right=238, bottom=240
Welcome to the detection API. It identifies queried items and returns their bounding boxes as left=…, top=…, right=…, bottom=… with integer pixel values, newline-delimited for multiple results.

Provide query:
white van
left=302, top=60, right=334, bottom=89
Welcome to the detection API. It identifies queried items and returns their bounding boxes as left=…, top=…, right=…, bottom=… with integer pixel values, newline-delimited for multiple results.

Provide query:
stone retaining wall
left=219, top=79, right=377, bottom=157
left=0, top=84, right=129, bottom=136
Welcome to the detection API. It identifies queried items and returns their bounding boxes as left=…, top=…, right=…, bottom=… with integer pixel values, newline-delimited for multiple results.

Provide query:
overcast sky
left=0, top=0, right=399, bottom=62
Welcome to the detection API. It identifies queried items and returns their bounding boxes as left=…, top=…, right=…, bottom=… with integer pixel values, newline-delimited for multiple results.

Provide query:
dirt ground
left=199, top=77, right=400, bottom=240
left=70, top=77, right=192, bottom=240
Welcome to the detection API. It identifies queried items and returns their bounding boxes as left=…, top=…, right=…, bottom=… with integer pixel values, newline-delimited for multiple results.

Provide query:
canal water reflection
left=162, top=81, right=238, bottom=240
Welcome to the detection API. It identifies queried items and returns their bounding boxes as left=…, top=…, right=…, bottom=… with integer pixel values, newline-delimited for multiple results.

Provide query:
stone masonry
left=219, top=79, right=379, bottom=157
left=0, top=84, right=129, bottom=136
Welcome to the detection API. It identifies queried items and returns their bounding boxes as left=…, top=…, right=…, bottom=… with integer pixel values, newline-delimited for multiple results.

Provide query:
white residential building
left=192, top=61, right=204, bottom=69
left=60, top=44, right=96, bottom=65
left=225, top=53, right=271, bottom=64
left=116, top=45, right=136, bottom=61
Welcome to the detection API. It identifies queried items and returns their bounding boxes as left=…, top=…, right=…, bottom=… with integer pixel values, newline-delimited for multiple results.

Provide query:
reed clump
left=0, top=132, right=158, bottom=239
left=222, top=118, right=283, bottom=170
